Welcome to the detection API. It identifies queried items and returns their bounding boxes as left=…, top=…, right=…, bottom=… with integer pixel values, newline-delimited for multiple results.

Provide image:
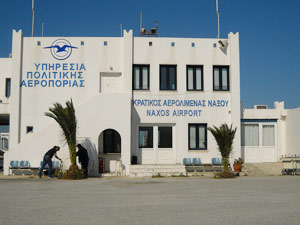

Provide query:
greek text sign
left=133, top=99, right=229, bottom=117
left=21, top=63, right=86, bottom=88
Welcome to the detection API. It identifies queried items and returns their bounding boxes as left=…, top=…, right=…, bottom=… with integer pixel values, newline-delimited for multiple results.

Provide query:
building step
left=242, top=163, right=282, bottom=176
left=129, top=164, right=186, bottom=177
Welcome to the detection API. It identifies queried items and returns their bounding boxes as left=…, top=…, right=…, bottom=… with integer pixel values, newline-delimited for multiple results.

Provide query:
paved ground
left=0, top=175, right=300, bottom=225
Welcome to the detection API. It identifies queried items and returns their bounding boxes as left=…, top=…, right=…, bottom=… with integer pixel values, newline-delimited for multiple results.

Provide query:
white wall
left=132, top=33, right=240, bottom=164
left=285, top=108, right=300, bottom=155
left=241, top=101, right=287, bottom=162
left=0, top=58, right=12, bottom=113
left=4, top=30, right=241, bottom=175
left=4, top=30, right=133, bottom=175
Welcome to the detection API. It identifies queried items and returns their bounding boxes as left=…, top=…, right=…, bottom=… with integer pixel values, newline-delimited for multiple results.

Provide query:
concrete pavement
left=0, top=176, right=300, bottom=225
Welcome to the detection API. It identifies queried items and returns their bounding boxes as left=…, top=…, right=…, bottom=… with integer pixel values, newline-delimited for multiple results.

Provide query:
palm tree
left=45, top=99, right=77, bottom=167
left=208, top=123, right=237, bottom=174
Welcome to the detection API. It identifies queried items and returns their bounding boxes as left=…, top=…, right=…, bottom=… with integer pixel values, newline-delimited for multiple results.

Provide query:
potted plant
left=233, top=158, right=243, bottom=172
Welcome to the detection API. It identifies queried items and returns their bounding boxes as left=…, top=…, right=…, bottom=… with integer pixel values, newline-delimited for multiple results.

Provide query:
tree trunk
left=223, top=157, right=229, bottom=173
left=69, top=143, right=77, bottom=166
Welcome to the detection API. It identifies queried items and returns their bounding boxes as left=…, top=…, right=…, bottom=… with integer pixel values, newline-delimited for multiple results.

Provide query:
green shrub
left=62, top=165, right=85, bottom=180
left=152, top=173, right=164, bottom=178
left=214, top=171, right=235, bottom=179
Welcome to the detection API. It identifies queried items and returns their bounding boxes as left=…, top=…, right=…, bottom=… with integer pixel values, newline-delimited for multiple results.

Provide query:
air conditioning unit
left=140, top=28, right=146, bottom=34
left=254, top=105, right=268, bottom=109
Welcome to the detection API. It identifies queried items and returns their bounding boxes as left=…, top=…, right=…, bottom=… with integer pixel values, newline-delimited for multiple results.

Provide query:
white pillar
left=229, top=32, right=241, bottom=160
left=121, top=30, right=133, bottom=175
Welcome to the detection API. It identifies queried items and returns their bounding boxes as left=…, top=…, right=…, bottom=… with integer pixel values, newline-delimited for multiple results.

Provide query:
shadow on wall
left=131, top=103, right=141, bottom=164
left=80, top=138, right=98, bottom=177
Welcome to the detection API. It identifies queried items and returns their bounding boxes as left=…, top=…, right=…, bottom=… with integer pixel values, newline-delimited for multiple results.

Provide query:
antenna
left=140, top=11, right=143, bottom=36
left=139, top=12, right=158, bottom=37
left=31, top=0, right=35, bottom=37
left=216, top=0, right=220, bottom=39
left=41, top=22, right=44, bottom=37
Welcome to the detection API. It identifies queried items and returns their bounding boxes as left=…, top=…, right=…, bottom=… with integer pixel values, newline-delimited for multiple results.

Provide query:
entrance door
left=242, top=123, right=277, bottom=163
left=139, top=125, right=175, bottom=164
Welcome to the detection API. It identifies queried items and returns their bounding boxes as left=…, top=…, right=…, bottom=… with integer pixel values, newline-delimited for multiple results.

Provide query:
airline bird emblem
left=44, top=45, right=78, bottom=53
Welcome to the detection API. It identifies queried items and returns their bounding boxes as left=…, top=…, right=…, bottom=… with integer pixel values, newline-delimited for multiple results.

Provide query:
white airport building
left=0, top=29, right=299, bottom=176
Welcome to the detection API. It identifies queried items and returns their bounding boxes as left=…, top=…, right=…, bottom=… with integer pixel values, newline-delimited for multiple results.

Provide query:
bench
left=9, top=160, right=62, bottom=176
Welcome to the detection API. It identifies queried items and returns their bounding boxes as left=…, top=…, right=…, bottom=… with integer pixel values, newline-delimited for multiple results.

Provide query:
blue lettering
left=20, top=80, right=27, bottom=87
left=79, top=80, right=84, bottom=87
left=52, top=72, right=57, bottom=79
left=72, top=80, right=78, bottom=87
left=28, top=80, right=33, bottom=87
left=63, top=63, right=68, bottom=70
left=41, top=72, right=48, bottom=79
left=80, top=64, right=86, bottom=70
left=63, top=80, right=68, bottom=87
left=70, top=72, right=76, bottom=79
left=48, top=80, right=54, bottom=87
left=55, top=80, right=62, bottom=87
left=42, top=63, right=47, bottom=70
left=63, top=72, right=69, bottom=79
left=41, top=80, right=47, bottom=87
left=146, top=109, right=151, bottom=116
left=34, top=72, right=40, bottom=79
left=35, top=63, right=40, bottom=70
left=34, top=80, right=39, bottom=87
left=49, top=64, right=55, bottom=70
left=27, top=72, right=33, bottom=79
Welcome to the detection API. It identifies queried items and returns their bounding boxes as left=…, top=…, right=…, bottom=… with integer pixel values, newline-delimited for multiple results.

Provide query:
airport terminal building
left=0, top=30, right=299, bottom=176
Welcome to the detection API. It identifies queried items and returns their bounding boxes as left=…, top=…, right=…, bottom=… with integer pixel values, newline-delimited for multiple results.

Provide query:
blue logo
left=44, top=39, right=77, bottom=60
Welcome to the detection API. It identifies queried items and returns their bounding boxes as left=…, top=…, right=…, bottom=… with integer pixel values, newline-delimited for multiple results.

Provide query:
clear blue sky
left=0, top=0, right=299, bottom=109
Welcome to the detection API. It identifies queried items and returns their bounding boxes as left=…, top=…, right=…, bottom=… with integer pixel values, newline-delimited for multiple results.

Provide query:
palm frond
left=208, top=123, right=237, bottom=172
left=45, top=99, right=78, bottom=166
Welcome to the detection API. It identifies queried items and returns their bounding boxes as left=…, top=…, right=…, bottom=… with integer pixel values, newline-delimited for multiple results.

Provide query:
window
left=213, top=66, right=229, bottom=91
left=133, top=65, right=149, bottom=90
left=160, top=65, right=176, bottom=90
left=191, top=43, right=195, bottom=47
left=158, top=127, right=172, bottom=148
left=104, top=41, right=107, bottom=46
left=81, top=41, right=84, bottom=46
left=149, top=42, right=152, bottom=46
left=171, top=42, right=175, bottom=47
left=188, top=124, right=207, bottom=150
left=187, top=66, right=203, bottom=91
left=103, top=129, right=121, bottom=153
left=26, top=126, right=33, bottom=133
left=241, top=124, right=259, bottom=146
left=37, top=41, right=41, bottom=46
left=1, top=136, right=9, bottom=150
left=139, top=127, right=153, bottom=148
left=263, top=125, right=275, bottom=146
left=5, top=78, right=11, bottom=98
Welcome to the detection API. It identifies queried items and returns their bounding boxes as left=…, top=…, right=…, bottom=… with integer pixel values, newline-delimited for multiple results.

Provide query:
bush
left=214, top=171, right=235, bottom=179
left=62, top=165, right=85, bottom=180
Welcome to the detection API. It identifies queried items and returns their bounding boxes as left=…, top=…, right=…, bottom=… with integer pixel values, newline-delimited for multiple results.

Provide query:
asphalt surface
left=0, top=176, right=300, bottom=225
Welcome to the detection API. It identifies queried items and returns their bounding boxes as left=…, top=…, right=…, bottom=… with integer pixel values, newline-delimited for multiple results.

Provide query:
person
left=38, top=146, right=62, bottom=178
left=76, top=144, right=89, bottom=178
